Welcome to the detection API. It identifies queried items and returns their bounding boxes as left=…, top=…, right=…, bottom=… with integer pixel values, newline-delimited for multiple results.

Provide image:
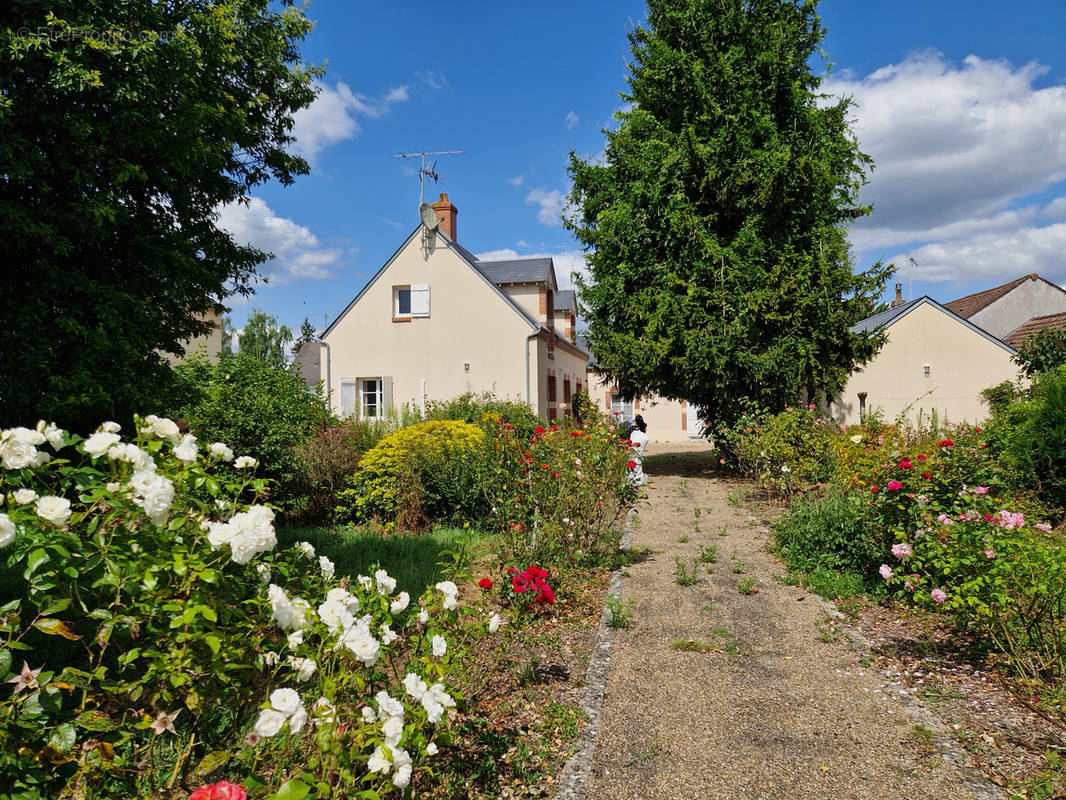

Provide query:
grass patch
left=674, top=557, right=698, bottom=586
left=276, top=524, right=488, bottom=598
left=606, top=594, right=635, bottom=629
left=737, top=577, right=757, bottom=595
left=672, top=629, right=748, bottom=657
left=698, top=544, right=718, bottom=563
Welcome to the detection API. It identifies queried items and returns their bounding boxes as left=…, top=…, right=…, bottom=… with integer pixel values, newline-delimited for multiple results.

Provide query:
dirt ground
left=582, top=443, right=1004, bottom=800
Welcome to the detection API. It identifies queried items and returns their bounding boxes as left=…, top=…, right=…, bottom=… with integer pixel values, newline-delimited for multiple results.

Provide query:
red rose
left=887, top=480, right=903, bottom=491
left=570, top=430, right=583, bottom=436
left=975, top=427, right=982, bottom=433
left=535, top=585, right=555, bottom=606
left=534, top=426, right=545, bottom=434
left=506, top=567, right=519, bottom=575
left=478, top=578, right=493, bottom=590
left=512, top=575, right=529, bottom=593
left=550, top=425, right=559, bottom=431
left=190, top=783, right=247, bottom=800
left=627, top=460, right=637, bottom=469
left=917, top=454, right=927, bottom=460
left=937, top=439, right=954, bottom=447
left=897, top=461, right=913, bottom=469
left=870, top=486, right=879, bottom=493
left=552, top=471, right=559, bottom=479
left=921, top=472, right=932, bottom=479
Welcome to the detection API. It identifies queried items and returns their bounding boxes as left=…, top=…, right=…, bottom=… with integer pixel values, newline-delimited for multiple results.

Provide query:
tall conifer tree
left=566, top=0, right=891, bottom=430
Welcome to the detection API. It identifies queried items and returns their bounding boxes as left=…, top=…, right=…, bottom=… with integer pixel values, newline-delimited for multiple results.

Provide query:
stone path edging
left=552, top=511, right=635, bottom=800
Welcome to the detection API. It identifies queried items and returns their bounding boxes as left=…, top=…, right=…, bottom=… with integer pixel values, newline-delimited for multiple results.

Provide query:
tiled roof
left=1003, top=311, right=1066, bottom=349
left=944, top=273, right=1043, bottom=319
left=477, top=257, right=555, bottom=286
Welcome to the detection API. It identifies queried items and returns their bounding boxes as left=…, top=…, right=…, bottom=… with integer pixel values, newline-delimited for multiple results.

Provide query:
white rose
left=390, top=591, right=410, bottom=614
left=253, top=708, right=288, bottom=738
left=152, top=417, right=181, bottom=444
left=381, top=715, right=404, bottom=747
left=174, top=434, right=198, bottom=464
left=288, top=657, right=317, bottom=682
left=83, top=431, right=120, bottom=457
left=100, top=421, right=121, bottom=434
left=375, top=690, right=404, bottom=720
left=41, top=422, right=65, bottom=449
left=375, top=569, right=396, bottom=595
left=288, top=704, right=308, bottom=734
left=431, top=635, right=447, bottom=657
left=286, top=630, right=304, bottom=649
left=367, top=745, right=391, bottom=775
left=269, top=687, right=302, bottom=715
left=0, top=513, right=17, bottom=548
left=234, top=456, right=257, bottom=469
left=13, top=489, right=38, bottom=504
left=208, top=442, right=234, bottom=461
left=1, top=427, right=42, bottom=470
left=426, top=741, right=439, bottom=756
left=489, top=613, right=501, bottom=634
left=297, top=541, right=316, bottom=559
left=319, top=556, right=335, bottom=578
left=403, top=673, right=427, bottom=701
left=35, top=495, right=72, bottom=526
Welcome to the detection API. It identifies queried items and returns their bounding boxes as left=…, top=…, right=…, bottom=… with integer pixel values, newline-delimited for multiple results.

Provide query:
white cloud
left=515, top=240, right=529, bottom=248
left=476, top=248, right=589, bottom=293
left=526, top=188, right=565, bottom=226
left=823, top=52, right=1066, bottom=287
left=216, top=198, right=346, bottom=283
left=416, top=69, right=447, bottom=90
left=565, top=110, right=579, bottom=130
left=508, top=174, right=525, bottom=186
left=291, top=81, right=409, bottom=160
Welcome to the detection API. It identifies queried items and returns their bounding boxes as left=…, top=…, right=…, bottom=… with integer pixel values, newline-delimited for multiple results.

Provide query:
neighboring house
left=163, top=308, right=224, bottom=365
left=578, top=335, right=702, bottom=442
left=944, top=273, right=1066, bottom=340
left=1003, top=310, right=1066, bottom=350
left=316, top=193, right=588, bottom=421
left=832, top=295, right=1018, bottom=426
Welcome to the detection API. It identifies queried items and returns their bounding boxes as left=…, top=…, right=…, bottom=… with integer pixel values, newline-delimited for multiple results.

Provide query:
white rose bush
left=0, top=417, right=470, bottom=800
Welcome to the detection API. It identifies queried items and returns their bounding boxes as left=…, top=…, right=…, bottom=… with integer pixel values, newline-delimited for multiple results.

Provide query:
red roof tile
left=1004, top=311, right=1066, bottom=349
left=943, top=274, right=1044, bottom=319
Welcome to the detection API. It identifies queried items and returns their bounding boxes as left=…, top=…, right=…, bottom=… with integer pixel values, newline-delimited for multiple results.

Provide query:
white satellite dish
left=419, top=202, right=439, bottom=231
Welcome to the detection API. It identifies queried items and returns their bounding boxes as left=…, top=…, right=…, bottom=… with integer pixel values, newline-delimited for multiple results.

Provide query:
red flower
left=535, top=585, right=555, bottom=606
left=552, top=471, right=559, bottom=479
left=979, top=444, right=986, bottom=449
left=506, top=567, right=519, bottom=575
left=550, top=425, right=559, bottom=431
left=512, top=575, right=529, bottom=593
left=887, top=480, right=903, bottom=491
left=478, top=578, right=493, bottom=590
left=916, top=454, right=927, bottom=460
left=870, top=486, right=879, bottom=493
left=534, top=426, right=545, bottom=434
left=921, top=472, right=932, bottom=479
left=569, top=430, right=584, bottom=436
left=975, top=427, right=982, bottom=433
left=937, top=439, right=954, bottom=447
left=190, top=783, right=247, bottom=800
left=897, top=461, right=913, bottom=469
left=541, top=463, right=550, bottom=469
left=626, top=460, right=637, bottom=469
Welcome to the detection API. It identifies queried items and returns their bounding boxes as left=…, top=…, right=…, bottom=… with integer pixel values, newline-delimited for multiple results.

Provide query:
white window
left=393, top=284, right=430, bottom=318
left=610, top=393, right=634, bottom=423
left=359, top=377, right=393, bottom=420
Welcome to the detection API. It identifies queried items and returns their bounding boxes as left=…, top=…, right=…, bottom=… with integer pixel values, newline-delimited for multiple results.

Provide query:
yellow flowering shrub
left=336, top=420, right=486, bottom=528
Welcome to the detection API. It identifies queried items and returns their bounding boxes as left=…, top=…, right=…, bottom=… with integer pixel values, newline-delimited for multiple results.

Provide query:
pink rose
left=931, top=588, right=947, bottom=604
left=886, top=480, right=903, bottom=491
left=1035, top=523, right=1053, bottom=533
left=879, top=564, right=894, bottom=581
left=189, top=782, right=247, bottom=800
left=890, top=542, right=913, bottom=559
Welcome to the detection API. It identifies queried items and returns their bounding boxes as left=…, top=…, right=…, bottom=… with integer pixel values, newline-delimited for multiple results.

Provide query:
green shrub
left=772, top=487, right=878, bottom=577
left=170, top=352, right=332, bottom=507
left=731, top=405, right=835, bottom=495
left=984, top=366, right=1066, bottom=516
left=425, top=391, right=541, bottom=439
left=336, top=420, right=487, bottom=529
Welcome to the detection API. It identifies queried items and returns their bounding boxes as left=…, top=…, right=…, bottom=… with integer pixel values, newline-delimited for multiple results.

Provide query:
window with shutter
left=410, top=284, right=430, bottom=317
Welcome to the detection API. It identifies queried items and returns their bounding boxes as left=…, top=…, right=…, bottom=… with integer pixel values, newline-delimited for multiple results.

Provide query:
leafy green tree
left=237, top=308, right=293, bottom=368
left=1013, top=329, right=1066, bottom=378
left=0, top=1, right=319, bottom=431
left=566, top=0, right=891, bottom=431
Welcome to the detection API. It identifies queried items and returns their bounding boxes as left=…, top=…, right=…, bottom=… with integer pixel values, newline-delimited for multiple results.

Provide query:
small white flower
left=312, top=697, right=335, bottom=723
left=403, top=673, right=427, bottom=700
left=100, top=421, right=121, bottom=434
left=418, top=607, right=429, bottom=624
left=105, top=482, right=120, bottom=493
left=297, top=541, right=316, bottom=559
left=286, top=630, right=305, bottom=649
left=208, top=442, right=234, bottom=461
left=173, top=433, right=198, bottom=464
left=319, top=556, right=335, bottom=578
left=234, top=455, right=257, bottom=469
left=390, top=591, right=410, bottom=613
left=269, top=687, right=302, bottom=715
left=426, top=741, right=439, bottom=756
left=41, top=422, right=65, bottom=449
left=357, top=574, right=373, bottom=590
left=361, top=706, right=377, bottom=723
left=288, top=704, right=308, bottom=733
left=262, top=651, right=280, bottom=667
left=35, top=495, right=71, bottom=526
left=375, top=569, right=397, bottom=595
left=367, top=745, right=391, bottom=775
left=488, top=613, right=501, bottom=634
left=850, top=434, right=863, bottom=444
left=780, top=465, right=791, bottom=473
left=0, top=513, right=17, bottom=548
left=382, top=715, right=404, bottom=747
left=253, top=708, right=288, bottom=738
left=255, top=563, right=271, bottom=584
left=151, top=417, right=182, bottom=443
left=13, top=488, right=37, bottom=504
left=435, top=580, right=459, bottom=610
left=391, top=749, right=413, bottom=788
left=380, top=624, right=398, bottom=645
left=375, top=690, right=404, bottom=720
left=432, top=635, right=447, bottom=657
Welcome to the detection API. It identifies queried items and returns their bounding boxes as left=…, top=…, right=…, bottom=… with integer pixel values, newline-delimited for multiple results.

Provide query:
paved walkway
left=581, top=443, right=1001, bottom=800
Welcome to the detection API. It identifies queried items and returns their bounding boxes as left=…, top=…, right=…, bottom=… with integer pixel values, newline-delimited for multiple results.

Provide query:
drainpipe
left=526, top=330, right=539, bottom=410
left=313, top=336, right=331, bottom=412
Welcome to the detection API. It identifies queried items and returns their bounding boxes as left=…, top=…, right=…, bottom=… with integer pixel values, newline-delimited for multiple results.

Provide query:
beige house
left=163, top=308, right=224, bottom=365
left=944, top=273, right=1066, bottom=340
left=833, top=296, right=1018, bottom=426
left=315, top=194, right=588, bottom=421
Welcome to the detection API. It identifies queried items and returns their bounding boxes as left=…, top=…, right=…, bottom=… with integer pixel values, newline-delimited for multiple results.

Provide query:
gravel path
left=581, top=443, right=1002, bottom=800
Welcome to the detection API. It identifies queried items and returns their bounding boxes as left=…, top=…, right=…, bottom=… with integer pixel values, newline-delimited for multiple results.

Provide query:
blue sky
left=220, top=0, right=1066, bottom=335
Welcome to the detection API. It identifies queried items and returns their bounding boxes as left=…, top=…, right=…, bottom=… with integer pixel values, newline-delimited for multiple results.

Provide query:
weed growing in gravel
left=718, top=523, right=729, bottom=537
left=674, top=557, right=698, bottom=586
left=606, top=594, right=635, bottom=628
left=672, top=630, right=748, bottom=657
left=678, top=534, right=689, bottom=543
left=737, top=577, right=757, bottom=595
left=727, top=491, right=741, bottom=507
left=672, top=639, right=715, bottom=653
left=730, top=553, right=745, bottom=573
left=694, top=507, right=702, bottom=532
left=815, top=614, right=842, bottom=642
left=678, top=478, right=689, bottom=497
left=619, top=737, right=667, bottom=767
left=698, top=544, right=718, bottom=563
left=702, top=603, right=714, bottom=612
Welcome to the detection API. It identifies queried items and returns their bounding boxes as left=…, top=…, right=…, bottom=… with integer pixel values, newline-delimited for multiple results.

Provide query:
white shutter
left=382, top=376, right=394, bottom=413
left=339, top=379, right=356, bottom=418
left=410, top=284, right=430, bottom=317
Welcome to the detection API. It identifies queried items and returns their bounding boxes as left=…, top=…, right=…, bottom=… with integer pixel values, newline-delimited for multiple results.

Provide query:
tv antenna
left=908, top=256, right=918, bottom=301
left=392, top=149, right=464, bottom=229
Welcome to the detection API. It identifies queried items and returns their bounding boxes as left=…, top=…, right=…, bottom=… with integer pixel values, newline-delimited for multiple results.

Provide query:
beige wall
left=504, top=284, right=542, bottom=328
left=969, top=280, right=1066, bottom=339
left=540, top=341, right=587, bottom=421
left=324, top=232, right=539, bottom=418
left=833, top=302, right=1019, bottom=426
left=585, top=370, right=696, bottom=442
left=164, top=309, right=223, bottom=365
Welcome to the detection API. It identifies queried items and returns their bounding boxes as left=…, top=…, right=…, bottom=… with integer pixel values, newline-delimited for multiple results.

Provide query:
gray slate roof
left=556, top=289, right=577, bottom=313
left=477, top=257, right=555, bottom=286
left=849, top=297, right=923, bottom=334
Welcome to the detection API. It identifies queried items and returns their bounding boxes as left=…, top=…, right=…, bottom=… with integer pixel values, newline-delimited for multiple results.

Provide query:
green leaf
left=48, top=722, right=77, bottom=753
left=204, top=635, right=221, bottom=655
left=40, top=598, right=72, bottom=616
left=271, top=779, right=310, bottom=800
left=0, top=648, right=12, bottom=676
left=33, top=618, right=81, bottom=640
left=25, top=548, right=50, bottom=578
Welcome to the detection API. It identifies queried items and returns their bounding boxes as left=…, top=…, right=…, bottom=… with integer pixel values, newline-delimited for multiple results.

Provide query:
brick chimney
left=890, top=283, right=905, bottom=308
left=430, top=193, right=458, bottom=241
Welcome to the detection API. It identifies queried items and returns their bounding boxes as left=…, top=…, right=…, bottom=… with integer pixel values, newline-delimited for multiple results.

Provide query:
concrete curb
left=552, top=511, right=635, bottom=800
